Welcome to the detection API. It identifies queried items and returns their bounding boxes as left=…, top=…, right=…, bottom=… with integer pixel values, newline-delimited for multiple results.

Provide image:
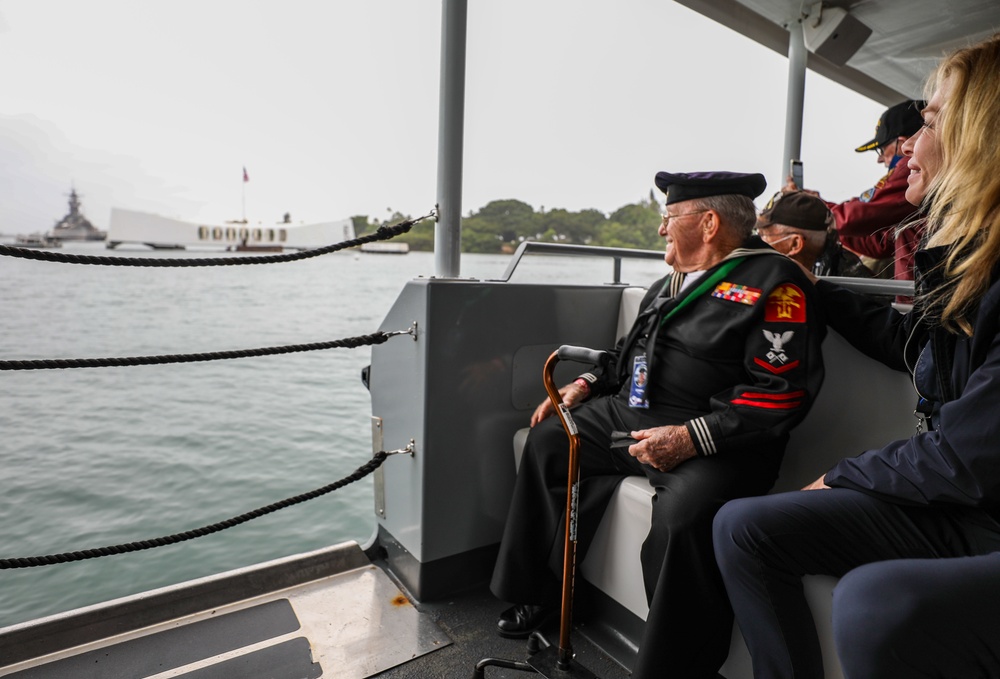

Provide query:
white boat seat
left=512, top=284, right=915, bottom=679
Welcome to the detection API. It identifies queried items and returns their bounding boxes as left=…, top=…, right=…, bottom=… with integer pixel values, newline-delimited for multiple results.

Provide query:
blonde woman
left=713, top=33, right=1000, bottom=679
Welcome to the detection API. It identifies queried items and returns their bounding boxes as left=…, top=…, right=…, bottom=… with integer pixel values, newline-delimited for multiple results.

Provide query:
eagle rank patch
left=754, top=329, right=801, bottom=374
left=712, top=282, right=762, bottom=305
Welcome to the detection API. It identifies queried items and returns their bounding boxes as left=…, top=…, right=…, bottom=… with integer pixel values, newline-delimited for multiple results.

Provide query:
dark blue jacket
left=819, top=246, right=1000, bottom=512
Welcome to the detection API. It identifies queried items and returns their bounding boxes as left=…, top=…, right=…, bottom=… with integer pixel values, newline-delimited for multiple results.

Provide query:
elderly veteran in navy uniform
left=491, top=171, right=826, bottom=679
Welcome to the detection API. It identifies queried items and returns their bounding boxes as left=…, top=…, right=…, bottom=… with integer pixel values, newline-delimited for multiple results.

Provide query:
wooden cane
left=542, top=345, right=606, bottom=670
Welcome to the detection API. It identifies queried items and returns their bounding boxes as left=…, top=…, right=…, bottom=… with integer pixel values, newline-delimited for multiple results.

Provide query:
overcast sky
left=0, top=0, right=894, bottom=235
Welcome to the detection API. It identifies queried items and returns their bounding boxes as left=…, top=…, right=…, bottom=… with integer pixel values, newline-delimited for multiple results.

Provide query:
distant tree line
left=352, top=194, right=664, bottom=254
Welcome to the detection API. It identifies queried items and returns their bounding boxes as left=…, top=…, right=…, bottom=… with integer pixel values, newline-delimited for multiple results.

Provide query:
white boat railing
left=820, top=275, right=914, bottom=297
left=494, top=241, right=915, bottom=299
left=493, top=241, right=668, bottom=284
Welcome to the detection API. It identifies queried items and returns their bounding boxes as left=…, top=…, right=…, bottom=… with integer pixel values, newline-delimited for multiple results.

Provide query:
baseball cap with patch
left=758, top=191, right=834, bottom=231
left=855, top=100, right=927, bottom=153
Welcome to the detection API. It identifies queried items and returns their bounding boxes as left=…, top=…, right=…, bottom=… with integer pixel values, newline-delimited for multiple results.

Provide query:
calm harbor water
left=0, top=241, right=667, bottom=627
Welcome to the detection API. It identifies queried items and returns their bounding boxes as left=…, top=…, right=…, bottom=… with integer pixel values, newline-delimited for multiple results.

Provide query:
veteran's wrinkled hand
left=628, top=425, right=697, bottom=472
left=530, top=381, right=589, bottom=427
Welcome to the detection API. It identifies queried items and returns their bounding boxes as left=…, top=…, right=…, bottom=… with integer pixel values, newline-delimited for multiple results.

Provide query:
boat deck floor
left=0, top=543, right=630, bottom=679
left=375, top=583, right=631, bottom=679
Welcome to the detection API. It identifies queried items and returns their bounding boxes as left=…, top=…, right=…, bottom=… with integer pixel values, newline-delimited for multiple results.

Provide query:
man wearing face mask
left=757, top=191, right=872, bottom=278
left=785, top=100, right=925, bottom=281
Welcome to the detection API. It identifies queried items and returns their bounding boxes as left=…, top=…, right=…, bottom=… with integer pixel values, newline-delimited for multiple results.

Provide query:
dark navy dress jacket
left=818, top=246, right=1000, bottom=514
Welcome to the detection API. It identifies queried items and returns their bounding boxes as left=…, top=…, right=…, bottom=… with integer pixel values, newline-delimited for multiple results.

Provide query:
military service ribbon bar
left=711, top=282, right=762, bottom=306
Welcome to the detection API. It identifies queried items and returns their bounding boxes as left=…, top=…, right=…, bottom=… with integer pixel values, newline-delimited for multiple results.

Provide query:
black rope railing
left=0, top=327, right=414, bottom=370
left=0, top=451, right=397, bottom=569
left=0, top=212, right=433, bottom=267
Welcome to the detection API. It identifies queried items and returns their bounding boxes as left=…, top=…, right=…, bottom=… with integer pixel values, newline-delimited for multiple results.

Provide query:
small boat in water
left=13, top=233, right=62, bottom=249
left=360, top=242, right=410, bottom=254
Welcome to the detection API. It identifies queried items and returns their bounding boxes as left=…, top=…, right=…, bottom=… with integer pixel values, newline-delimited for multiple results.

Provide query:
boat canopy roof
left=675, top=0, right=1000, bottom=105
left=432, top=0, right=1000, bottom=277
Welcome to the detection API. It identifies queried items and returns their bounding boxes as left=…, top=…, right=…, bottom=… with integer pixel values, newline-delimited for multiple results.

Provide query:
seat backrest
left=777, top=329, right=914, bottom=489
left=617, top=287, right=646, bottom=338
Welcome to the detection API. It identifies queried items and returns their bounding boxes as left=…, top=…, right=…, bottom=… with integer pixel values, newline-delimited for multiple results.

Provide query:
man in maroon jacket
left=787, top=100, right=925, bottom=281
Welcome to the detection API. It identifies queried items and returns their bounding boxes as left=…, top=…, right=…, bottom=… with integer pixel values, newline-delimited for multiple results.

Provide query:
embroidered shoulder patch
left=764, top=284, right=807, bottom=323
left=860, top=173, right=889, bottom=203
left=711, top=282, right=762, bottom=305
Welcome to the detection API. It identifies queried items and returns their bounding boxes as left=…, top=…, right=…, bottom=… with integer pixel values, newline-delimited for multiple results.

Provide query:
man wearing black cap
left=758, top=190, right=872, bottom=278
left=491, top=171, right=826, bottom=678
left=787, top=99, right=926, bottom=281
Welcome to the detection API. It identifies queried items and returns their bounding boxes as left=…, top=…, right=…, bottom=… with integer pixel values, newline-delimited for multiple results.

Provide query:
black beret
left=758, top=191, right=834, bottom=231
left=655, top=171, right=767, bottom=206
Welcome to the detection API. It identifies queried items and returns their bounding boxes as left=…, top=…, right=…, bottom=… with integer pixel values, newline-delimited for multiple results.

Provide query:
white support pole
left=783, top=16, right=807, bottom=184
left=434, top=0, right=468, bottom=278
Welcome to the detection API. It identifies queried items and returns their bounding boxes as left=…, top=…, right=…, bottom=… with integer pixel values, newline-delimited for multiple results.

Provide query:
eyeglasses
left=661, top=209, right=709, bottom=223
left=876, top=139, right=899, bottom=157
left=757, top=228, right=792, bottom=245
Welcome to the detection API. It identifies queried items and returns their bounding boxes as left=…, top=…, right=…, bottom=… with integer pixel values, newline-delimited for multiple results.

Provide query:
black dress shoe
left=496, top=603, right=556, bottom=639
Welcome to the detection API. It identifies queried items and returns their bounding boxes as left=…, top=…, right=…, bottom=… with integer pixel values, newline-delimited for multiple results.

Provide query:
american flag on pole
left=243, top=166, right=249, bottom=183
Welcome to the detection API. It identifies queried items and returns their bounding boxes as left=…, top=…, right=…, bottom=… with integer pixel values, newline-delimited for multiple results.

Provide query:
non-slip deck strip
left=8, top=598, right=308, bottom=678
left=178, top=637, right=321, bottom=679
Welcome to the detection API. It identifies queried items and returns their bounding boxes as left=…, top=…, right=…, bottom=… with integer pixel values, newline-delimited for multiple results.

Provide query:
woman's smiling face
left=902, top=78, right=950, bottom=206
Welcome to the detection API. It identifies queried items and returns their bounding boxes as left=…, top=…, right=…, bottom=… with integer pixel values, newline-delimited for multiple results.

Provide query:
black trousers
left=713, top=489, right=1000, bottom=679
left=490, top=396, right=781, bottom=679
